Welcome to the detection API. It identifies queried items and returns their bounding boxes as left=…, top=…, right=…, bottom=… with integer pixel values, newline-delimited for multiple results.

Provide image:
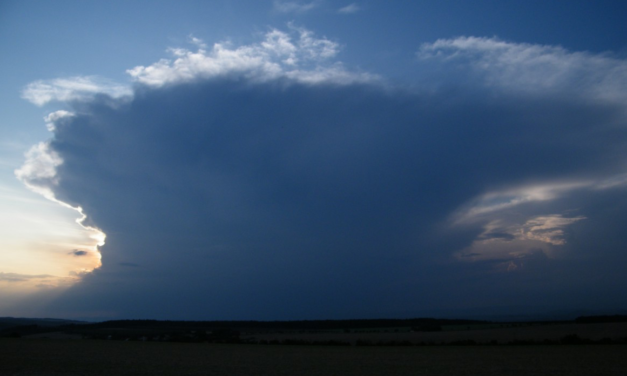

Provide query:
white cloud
left=188, top=35, right=207, bottom=49
left=418, top=36, right=627, bottom=105
left=273, top=0, right=320, bottom=13
left=14, top=141, right=62, bottom=201
left=128, top=26, right=376, bottom=87
left=43, top=110, right=75, bottom=132
left=292, top=26, right=339, bottom=60
left=22, top=76, right=132, bottom=106
left=14, top=142, right=106, bottom=266
left=338, top=3, right=361, bottom=14
left=22, top=27, right=375, bottom=106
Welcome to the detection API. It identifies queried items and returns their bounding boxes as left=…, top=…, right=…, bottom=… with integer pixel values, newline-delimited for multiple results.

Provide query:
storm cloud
left=19, top=29, right=627, bottom=320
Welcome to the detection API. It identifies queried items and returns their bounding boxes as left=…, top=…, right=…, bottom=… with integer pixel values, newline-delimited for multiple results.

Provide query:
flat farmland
left=1, top=339, right=627, bottom=376
left=244, top=322, right=627, bottom=345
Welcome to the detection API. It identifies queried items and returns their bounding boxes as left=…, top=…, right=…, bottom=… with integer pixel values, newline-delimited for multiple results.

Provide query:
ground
left=2, top=339, right=627, bottom=375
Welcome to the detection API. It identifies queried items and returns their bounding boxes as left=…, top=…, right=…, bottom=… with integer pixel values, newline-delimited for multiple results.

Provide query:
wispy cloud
left=418, top=36, right=627, bottom=106
left=453, top=181, right=590, bottom=224
left=0, top=272, right=78, bottom=290
left=273, top=0, right=320, bottom=14
left=338, top=3, right=361, bottom=14
left=0, top=272, right=54, bottom=283
left=22, top=76, right=131, bottom=106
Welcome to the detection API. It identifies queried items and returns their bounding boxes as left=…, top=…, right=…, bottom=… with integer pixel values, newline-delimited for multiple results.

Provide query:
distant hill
left=86, top=317, right=486, bottom=331
left=575, top=315, right=627, bottom=324
left=0, top=317, right=86, bottom=330
left=5, top=315, right=627, bottom=345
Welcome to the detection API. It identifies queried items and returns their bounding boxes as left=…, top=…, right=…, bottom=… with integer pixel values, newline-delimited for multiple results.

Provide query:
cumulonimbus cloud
left=18, top=29, right=627, bottom=319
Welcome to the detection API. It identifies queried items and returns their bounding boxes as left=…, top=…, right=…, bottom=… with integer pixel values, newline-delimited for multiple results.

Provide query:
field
left=243, top=322, right=627, bottom=345
left=3, top=319, right=627, bottom=375
left=2, top=339, right=627, bottom=376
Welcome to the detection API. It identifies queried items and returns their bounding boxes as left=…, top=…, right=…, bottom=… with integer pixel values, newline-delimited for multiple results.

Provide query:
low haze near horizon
left=2, top=0, right=627, bottom=321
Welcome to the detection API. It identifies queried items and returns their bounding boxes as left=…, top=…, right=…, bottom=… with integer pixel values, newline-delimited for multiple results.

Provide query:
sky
left=2, top=0, right=627, bottom=321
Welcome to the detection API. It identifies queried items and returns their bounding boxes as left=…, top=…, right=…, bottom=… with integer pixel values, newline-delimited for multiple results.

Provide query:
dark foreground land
left=1, top=339, right=627, bottom=376
left=2, top=316, right=627, bottom=375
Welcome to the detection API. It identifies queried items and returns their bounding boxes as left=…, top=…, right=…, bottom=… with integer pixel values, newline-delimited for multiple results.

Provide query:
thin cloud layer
left=0, top=272, right=79, bottom=291
left=22, top=76, right=132, bottom=106
left=0, top=272, right=54, bottom=283
left=419, top=36, right=627, bottom=105
left=338, top=3, right=361, bottom=14
left=273, top=1, right=320, bottom=14
left=454, top=182, right=591, bottom=222
left=19, top=30, right=627, bottom=319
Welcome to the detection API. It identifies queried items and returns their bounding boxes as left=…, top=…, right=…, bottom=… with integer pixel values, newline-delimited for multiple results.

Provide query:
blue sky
left=2, top=0, right=627, bottom=320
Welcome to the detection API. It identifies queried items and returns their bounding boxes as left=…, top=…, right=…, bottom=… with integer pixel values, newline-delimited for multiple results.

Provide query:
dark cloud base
left=42, top=78, right=627, bottom=320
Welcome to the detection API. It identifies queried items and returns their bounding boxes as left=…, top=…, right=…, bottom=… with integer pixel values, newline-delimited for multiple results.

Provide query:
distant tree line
left=80, top=318, right=484, bottom=332
left=575, top=315, right=627, bottom=324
